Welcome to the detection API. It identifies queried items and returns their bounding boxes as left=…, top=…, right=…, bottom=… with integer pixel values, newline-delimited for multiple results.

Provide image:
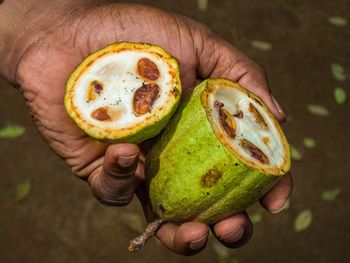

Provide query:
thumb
left=88, top=143, right=139, bottom=206
left=195, top=29, right=286, bottom=122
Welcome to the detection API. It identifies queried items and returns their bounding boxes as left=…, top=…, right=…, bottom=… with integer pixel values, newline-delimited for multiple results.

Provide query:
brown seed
left=87, top=80, right=103, bottom=102
left=91, top=107, right=111, bottom=121
left=249, top=103, right=268, bottom=129
left=241, top=139, right=269, bottom=164
left=214, top=101, right=224, bottom=108
left=137, top=58, right=160, bottom=81
left=133, top=83, right=160, bottom=116
left=219, top=108, right=236, bottom=139
left=233, top=111, right=244, bottom=118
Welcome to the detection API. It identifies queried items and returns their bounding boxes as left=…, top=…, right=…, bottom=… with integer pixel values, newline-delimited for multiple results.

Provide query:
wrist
left=0, top=0, right=104, bottom=84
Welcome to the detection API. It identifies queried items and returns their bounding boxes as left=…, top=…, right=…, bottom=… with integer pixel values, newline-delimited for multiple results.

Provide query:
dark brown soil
left=1, top=0, right=349, bottom=262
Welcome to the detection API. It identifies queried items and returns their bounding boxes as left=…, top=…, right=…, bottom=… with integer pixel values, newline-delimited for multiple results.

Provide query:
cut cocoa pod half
left=64, top=42, right=181, bottom=144
left=202, top=79, right=290, bottom=175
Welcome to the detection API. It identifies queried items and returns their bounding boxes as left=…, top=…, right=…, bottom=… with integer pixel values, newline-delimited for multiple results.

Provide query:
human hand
left=0, top=0, right=292, bottom=255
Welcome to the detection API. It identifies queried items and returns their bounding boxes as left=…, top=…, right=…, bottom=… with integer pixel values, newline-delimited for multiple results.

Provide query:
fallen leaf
left=307, top=104, right=330, bottom=116
left=251, top=40, right=272, bottom=51
left=303, top=138, right=316, bottom=148
left=16, top=179, right=31, bottom=201
left=328, top=16, right=347, bottom=26
left=286, top=199, right=291, bottom=210
left=294, top=209, right=312, bottom=232
left=197, top=0, right=208, bottom=11
left=322, top=188, right=341, bottom=201
left=291, top=145, right=302, bottom=161
left=0, top=125, right=25, bottom=138
left=250, top=212, right=262, bottom=224
left=334, top=88, right=347, bottom=104
left=331, top=63, right=347, bottom=81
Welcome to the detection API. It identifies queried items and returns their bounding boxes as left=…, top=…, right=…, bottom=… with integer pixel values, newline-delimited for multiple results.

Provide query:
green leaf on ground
left=328, top=16, right=347, bottom=26
left=251, top=40, right=272, bottom=51
left=294, top=209, right=312, bottom=232
left=303, top=138, right=316, bottom=148
left=0, top=125, right=25, bottom=138
left=334, top=88, right=347, bottom=104
left=322, top=188, right=341, bottom=201
left=250, top=212, right=262, bottom=224
left=197, top=0, right=208, bottom=11
left=284, top=198, right=290, bottom=210
left=16, top=179, right=31, bottom=201
left=307, top=104, right=330, bottom=116
left=291, top=145, right=302, bottom=161
left=331, top=63, right=347, bottom=81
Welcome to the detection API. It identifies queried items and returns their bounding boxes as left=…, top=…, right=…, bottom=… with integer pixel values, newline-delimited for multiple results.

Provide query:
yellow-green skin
left=146, top=80, right=280, bottom=225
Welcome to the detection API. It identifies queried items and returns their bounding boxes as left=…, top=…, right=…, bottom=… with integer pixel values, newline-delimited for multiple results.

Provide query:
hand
left=0, top=0, right=292, bottom=255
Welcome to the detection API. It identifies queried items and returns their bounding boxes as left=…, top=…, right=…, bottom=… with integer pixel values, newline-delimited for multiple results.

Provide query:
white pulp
left=210, top=88, right=284, bottom=167
left=73, top=52, right=173, bottom=128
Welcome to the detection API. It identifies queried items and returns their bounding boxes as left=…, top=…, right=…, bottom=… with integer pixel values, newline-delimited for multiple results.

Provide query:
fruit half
left=129, top=79, right=291, bottom=251
left=65, top=42, right=181, bottom=144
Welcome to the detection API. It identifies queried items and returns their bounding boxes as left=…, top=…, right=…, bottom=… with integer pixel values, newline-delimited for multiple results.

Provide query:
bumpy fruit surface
left=65, top=42, right=181, bottom=144
left=146, top=79, right=291, bottom=224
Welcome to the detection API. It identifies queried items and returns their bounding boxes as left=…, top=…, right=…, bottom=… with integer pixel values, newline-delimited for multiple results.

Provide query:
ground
left=1, top=0, right=349, bottom=262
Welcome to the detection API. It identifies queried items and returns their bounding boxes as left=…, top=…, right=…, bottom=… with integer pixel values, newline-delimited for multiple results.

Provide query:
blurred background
left=1, top=0, right=349, bottom=262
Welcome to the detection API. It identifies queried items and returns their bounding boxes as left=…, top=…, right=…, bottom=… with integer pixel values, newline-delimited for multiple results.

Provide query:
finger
left=260, top=172, right=293, bottom=213
left=135, top=187, right=209, bottom=256
left=156, top=221, right=209, bottom=256
left=88, top=143, right=139, bottom=206
left=195, top=30, right=285, bottom=122
left=212, top=212, right=253, bottom=248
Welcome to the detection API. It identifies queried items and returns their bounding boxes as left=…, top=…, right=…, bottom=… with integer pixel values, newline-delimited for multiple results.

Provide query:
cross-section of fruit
left=64, top=42, right=181, bottom=144
left=128, top=79, right=291, bottom=252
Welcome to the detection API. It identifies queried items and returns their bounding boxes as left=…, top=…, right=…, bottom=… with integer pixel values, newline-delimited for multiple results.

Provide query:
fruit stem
left=128, top=218, right=165, bottom=252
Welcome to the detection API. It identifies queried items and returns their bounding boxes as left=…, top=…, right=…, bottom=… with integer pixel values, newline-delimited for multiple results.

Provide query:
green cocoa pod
left=129, top=78, right=291, bottom=251
left=65, top=42, right=181, bottom=144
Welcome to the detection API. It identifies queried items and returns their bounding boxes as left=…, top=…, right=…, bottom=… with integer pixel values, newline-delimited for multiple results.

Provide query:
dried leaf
left=0, top=125, right=25, bottom=138
left=16, top=179, right=31, bottom=201
left=251, top=40, right=272, bottom=51
left=328, top=16, right=347, bottom=26
left=334, top=88, right=347, bottom=104
left=294, top=209, right=312, bottom=232
left=197, top=0, right=208, bottom=11
left=331, top=63, right=347, bottom=81
left=291, top=145, right=302, bottom=161
left=303, top=138, right=316, bottom=148
left=307, top=104, right=330, bottom=116
left=250, top=212, right=262, bottom=224
left=322, top=188, right=341, bottom=201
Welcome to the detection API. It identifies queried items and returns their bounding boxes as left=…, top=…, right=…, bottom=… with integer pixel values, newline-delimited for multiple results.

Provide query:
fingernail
left=189, top=235, right=208, bottom=250
left=271, top=198, right=290, bottom=214
left=272, top=95, right=286, bottom=120
left=117, top=153, right=138, bottom=167
left=220, top=226, right=244, bottom=243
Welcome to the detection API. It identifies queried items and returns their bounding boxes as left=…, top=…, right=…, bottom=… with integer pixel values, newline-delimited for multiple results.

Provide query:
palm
left=16, top=4, right=199, bottom=178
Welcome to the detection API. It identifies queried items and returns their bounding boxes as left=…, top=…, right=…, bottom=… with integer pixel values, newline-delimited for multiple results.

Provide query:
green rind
left=146, top=80, right=284, bottom=225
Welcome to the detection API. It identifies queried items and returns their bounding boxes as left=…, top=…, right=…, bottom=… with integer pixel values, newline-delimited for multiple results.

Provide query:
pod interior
left=202, top=79, right=290, bottom=175
left=65, top=42, right=181, bottom=142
